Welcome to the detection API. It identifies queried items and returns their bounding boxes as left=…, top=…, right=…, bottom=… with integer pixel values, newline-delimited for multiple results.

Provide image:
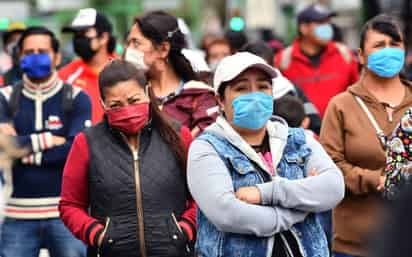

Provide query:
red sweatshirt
left=59, top=125, right=196, bottom=247
left=275, top=40, right=359, bottom=118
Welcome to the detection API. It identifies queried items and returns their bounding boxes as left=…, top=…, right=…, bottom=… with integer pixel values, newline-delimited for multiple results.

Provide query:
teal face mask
left=367, top=47, right=405, bottom=78
left=314, top=23, right=334, bottom=42
left=232, top=92, right=273, bottom=130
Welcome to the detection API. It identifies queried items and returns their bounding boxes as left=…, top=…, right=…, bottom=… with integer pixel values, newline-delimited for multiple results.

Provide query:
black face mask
left=73, top=36, right=97, bottom=62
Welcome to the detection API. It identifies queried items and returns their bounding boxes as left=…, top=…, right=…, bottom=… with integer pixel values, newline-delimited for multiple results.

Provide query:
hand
left=308, top=168, right=318, bottom=177
left=52, top=136, right=66, bottom=146
left=377, top=175, right=386, bottom=192
left=0, top=123, right=16, bottom=136
left=235, top=186, right=262, bottom=205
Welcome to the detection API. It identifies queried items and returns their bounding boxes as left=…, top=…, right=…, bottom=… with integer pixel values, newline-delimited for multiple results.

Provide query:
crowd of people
left=0, top=2, right=411, bottom=257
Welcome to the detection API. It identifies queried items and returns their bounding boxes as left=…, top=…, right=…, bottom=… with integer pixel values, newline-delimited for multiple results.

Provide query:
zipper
left=171, top=212, right=191, bottom=253
left=131, top=139, right=147, bottom=257
left=97, top=217, right=111, bottom=257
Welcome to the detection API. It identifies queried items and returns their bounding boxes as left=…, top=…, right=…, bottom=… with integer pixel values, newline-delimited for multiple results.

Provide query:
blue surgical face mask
left=232, top=92, right=273, bottom=130
left=367, top=47, right=405, bottom=78
left=314, top=23, right=334, bottom=42
left=20, top=53, right=52, bottom=80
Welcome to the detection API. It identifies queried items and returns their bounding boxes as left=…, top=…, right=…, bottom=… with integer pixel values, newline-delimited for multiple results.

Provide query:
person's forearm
left=257, top=136, right=345, bottom=212
left=257, top=172, right=344, bottom=213
left=188, top=140, right=307, bottom=237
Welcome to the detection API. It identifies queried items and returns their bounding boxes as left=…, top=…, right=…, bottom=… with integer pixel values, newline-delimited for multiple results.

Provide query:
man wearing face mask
left=275, top=4, right=359, bottom=118
left=0, top=26, right=91, bottom=257
left=59, top=8, right=116, bottom=124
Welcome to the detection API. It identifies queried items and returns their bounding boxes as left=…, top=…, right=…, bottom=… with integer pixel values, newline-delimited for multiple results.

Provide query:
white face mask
left=124, top=48, right=148, bottom=71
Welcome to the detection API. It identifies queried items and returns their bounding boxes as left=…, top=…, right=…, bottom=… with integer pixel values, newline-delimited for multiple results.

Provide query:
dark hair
left=3, top=30, right=23, bottom=46
left=273, top=95, right=306, bottom=128
left=102, top=34, right=116, bottom=54
left=332, top=23, right=344, bottom=42
left=360, top=14, right=404, bottom=50
left=92, top=12, right=116, bottom=54
left=95, top=31, right=116, bottom=54
left=99, top=60, right=187, bottom=173
left=17, top=26, right=59, bottom=53
left=99, top=60, right=147, bottom=100
left=217, top=81, right=228, bottom=99
left=224, top=30, right=248, bottom=53
left=241, top=41, right=274, bottom=65
left=134, top=11, right=197, bottom=82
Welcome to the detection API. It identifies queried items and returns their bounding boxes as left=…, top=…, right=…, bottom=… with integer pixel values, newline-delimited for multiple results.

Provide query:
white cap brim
left=213, top=52, right=278, bottom=92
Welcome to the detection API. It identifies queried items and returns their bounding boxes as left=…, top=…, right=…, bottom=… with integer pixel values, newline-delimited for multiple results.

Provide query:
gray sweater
left=187, top=117, right=344, bottom=237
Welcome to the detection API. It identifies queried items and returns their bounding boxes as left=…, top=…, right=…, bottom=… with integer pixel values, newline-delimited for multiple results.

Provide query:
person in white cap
left=187, top=52, right=344, bottom=257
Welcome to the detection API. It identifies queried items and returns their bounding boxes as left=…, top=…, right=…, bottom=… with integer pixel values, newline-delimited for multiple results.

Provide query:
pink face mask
left=106, top=102, right=150, bottom=135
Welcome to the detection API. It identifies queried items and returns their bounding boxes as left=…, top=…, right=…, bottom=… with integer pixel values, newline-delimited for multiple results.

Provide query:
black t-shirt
left=300, top=47, right=325, bottom=67
left=272, top=231, right=303, bottom=257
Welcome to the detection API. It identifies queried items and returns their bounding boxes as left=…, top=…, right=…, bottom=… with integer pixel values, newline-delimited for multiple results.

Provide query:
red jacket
left=59, top=125, right=196, bottom=247
left=59, top=58, right=113, bottom=124
left=160, top=81, right=219, bottom=132
left=274, top=40, right=359, bottom=118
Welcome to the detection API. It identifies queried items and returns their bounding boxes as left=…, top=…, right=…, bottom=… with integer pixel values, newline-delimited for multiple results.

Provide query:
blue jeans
left=1, top=218, right=86, bottom=257
left=334, top=252, right=359, bottom=257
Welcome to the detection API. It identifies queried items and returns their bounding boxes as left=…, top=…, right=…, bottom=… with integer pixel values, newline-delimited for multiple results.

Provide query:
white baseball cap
left=62, top=8, right=113, bottom=34
left=213, top=52, right=278, bottom=93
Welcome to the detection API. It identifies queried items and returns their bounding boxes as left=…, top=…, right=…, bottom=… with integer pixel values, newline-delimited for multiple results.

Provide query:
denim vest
left=196, top=128, right=328, bottom=257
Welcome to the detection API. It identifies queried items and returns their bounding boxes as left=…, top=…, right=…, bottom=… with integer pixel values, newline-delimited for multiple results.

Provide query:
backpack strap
left=354, top=95, right=387, bottom=148
left=60, top=83, right=75, bottom=135
left=8, top=81, right=23, bottom=117
left=279, top=46, right=293, bottom=71
left=61, top=83, right=74, bottom=116
left=8, top=81, right=74, bottom=119
left=335, top=42, right=352, bottom=64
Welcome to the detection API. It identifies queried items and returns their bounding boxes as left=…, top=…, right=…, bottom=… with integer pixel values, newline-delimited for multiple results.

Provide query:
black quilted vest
left=84, top=122, right=187, bottom=257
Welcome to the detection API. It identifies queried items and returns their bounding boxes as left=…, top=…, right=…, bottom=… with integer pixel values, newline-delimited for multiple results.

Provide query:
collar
left=291, top=39, right=336, bottom=64
left=74, top=54, right=117, bottom=76
left=349, top=79, right=412, bottom=109
left=22, top=72, right=63, bottom=100
left=206, top=116, right=289, bottom=174
left=154, top=80, right=185, bottom=105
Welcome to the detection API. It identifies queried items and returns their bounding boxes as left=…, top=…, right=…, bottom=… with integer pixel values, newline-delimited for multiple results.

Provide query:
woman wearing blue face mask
left=320, top=14, right=412, bottom=257
left=187, top=52, right=344, bottom=257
